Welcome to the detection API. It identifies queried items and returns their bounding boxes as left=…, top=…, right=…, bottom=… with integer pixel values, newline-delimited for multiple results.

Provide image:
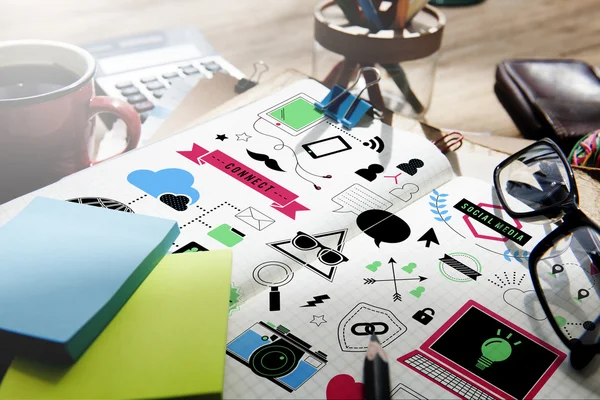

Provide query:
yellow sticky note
left=0, top=251, right=232, bottom=399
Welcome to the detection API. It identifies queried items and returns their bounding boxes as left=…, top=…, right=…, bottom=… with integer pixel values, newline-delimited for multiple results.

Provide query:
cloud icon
left=160, top=194, right=190, bottom=211
left=127, top=169, right=199, bottom=211
left=503, top=288, right=547, bottom=321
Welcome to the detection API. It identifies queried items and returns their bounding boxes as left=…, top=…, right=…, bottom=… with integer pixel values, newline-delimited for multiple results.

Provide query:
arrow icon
left=389, top=258, right=400, bottom=301
left=363, top=277, right=428, bottom=284
left=363, top=258, right=427, bottom=302
left=418, top=228, right=439, bottom=248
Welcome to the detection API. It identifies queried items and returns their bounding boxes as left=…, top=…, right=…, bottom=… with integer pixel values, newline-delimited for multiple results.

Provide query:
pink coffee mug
left=0, top=40, right=141, bottom=204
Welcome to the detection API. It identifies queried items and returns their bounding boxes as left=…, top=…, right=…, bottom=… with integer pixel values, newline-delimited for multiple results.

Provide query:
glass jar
left=312, top=1, right=446, bottom=121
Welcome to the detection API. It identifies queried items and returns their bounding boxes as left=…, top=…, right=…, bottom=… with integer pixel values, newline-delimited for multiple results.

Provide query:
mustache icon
left=246, top=150, right=285, bottom=172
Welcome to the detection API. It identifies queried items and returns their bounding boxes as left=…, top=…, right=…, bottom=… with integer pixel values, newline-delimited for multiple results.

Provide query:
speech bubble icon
left=332, top=184, right=392, bottom=215
left=356, top=209, right=411, bottom=247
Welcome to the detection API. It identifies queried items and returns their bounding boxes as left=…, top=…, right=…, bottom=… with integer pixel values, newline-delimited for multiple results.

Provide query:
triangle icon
left=267, top=229, right=348, bottom=282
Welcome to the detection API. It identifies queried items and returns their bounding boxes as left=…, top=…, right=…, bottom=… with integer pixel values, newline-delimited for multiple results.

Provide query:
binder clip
left=314, top=66, right=381, bottom=129
left=235, top=60, right=269, bottom=94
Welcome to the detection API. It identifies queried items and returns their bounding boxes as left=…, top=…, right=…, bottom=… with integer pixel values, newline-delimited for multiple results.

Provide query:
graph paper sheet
left=0, top=79, right=596, bottom=399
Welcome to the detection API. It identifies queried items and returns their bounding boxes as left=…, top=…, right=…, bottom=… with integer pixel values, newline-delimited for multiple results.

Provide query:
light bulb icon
left=476, top=329, right=521, bottom=370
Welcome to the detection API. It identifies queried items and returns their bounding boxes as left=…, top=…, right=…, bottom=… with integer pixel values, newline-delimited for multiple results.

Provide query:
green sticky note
left=268, top=98, right=323, bottom=131
left=0, top=251, right=232, bottom=399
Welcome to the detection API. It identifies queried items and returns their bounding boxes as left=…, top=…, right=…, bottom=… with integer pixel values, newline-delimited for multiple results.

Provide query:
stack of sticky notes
left=0, top=197, right=179, bottom=364
left=0, top=197, right=233, bottom=399
left=0, top=251, right=232, bottom=399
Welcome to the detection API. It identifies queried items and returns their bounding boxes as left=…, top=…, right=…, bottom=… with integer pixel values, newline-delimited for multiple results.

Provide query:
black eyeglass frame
left=292, top=231, right=349, bottom=266
left=493, top=137, right=600, bottom=368
left=493, top=138, right=579, bottom=220
left=527, top=210, right=600, bottom=358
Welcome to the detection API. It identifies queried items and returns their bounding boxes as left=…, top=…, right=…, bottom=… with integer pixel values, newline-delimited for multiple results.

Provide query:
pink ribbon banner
left=177, top=144, right=309, bottom=219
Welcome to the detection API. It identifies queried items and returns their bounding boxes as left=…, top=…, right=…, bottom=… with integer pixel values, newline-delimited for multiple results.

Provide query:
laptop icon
left=397, top=300, right=566, bottom=400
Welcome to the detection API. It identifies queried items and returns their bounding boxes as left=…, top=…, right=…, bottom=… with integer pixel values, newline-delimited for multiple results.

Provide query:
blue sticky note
left=0, top=197, right=180, bottom=364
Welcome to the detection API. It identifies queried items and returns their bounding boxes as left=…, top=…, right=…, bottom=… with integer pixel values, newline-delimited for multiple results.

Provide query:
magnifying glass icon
left=253, top=261, right=294, bottom=311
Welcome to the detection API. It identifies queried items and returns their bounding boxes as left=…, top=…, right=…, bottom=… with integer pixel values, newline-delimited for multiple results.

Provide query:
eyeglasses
left=292, top=231, right=349, bottom=266
left=494, top=138, right=600, bottom=369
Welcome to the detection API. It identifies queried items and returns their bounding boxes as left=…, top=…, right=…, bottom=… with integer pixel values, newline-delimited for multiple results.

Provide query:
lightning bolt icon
left=301, top=294, right=330, bottom=307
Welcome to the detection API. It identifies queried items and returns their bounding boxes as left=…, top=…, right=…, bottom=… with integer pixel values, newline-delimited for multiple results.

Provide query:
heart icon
left=326, top=374, right=363, bottom=400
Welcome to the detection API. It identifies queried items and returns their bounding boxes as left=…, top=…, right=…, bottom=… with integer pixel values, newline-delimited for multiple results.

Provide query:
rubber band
left=568, top=130, right=600, bottom=168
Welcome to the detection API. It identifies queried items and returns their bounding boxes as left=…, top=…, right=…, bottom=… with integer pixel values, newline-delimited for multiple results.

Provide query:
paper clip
left=235, top=60, right=269, bottom=93
left=315, top=66, right=381, bottom=129
left=432, top=131, right=464, bottom=154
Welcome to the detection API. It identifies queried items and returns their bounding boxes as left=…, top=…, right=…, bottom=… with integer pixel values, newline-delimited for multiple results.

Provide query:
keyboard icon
left=401, top=352, right=496, bottom=400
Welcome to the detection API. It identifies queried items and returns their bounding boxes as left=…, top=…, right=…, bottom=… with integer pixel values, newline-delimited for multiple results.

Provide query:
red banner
left=177, top=144, right=309, bottom=219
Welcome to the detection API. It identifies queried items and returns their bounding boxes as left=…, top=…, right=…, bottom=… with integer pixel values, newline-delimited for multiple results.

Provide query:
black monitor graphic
left=421, top=300, right=566, bottom=400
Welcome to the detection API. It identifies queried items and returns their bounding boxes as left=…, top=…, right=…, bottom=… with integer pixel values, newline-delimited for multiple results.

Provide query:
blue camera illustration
left=226, top=321, right=328, bottom=392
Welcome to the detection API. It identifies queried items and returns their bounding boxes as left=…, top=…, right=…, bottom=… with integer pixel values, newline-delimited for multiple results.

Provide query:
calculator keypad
left=106, top=58, right=235, bottom=123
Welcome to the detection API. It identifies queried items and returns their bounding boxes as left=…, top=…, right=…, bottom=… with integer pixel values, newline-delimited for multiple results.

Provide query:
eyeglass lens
left=318, top=248, right=344, bottom=265
left=293, top=234, right=319, bottom=250
left=534, top=226, right=600, bottom=346
left=292, top=233, right=345, bottom=265
left=497, top=143, right=571, bottom=214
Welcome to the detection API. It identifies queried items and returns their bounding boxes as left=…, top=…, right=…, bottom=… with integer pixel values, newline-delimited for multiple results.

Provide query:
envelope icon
left=235, top=207, right=275, bottom=231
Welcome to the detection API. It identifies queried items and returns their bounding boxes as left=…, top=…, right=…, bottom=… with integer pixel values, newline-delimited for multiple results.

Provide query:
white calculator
left=82, top=27, right=245, bottom=123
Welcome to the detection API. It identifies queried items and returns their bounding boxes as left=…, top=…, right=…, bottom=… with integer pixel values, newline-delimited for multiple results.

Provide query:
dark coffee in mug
left=0, top=40, right=142, bottom=205
left=0, top=64, right=80, bottom=100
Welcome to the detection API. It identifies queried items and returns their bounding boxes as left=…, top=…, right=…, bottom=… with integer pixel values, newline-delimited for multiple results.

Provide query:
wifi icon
left=363, top=137, right=385, bottom=153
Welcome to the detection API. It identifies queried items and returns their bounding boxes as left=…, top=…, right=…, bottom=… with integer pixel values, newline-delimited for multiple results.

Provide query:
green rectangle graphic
left=454, top=198, right=532, bottom=246
left=268, top=98, right=323, bottom=131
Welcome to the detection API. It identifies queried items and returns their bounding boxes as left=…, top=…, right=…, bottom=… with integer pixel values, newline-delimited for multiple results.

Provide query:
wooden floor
left=2, top=0, right=600, bottom=136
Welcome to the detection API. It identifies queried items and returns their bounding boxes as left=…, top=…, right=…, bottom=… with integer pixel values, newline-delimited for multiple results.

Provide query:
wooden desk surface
left=2, top=0, right=599, bottom=137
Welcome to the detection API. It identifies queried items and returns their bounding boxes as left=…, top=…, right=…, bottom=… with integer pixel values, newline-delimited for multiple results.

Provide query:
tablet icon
left=258, top=93, right=326, bottom=136
left=302, top=136, right=352, bottom=159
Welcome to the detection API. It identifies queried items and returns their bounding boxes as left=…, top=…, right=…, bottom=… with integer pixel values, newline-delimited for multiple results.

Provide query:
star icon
left=310, top=315, right=327, bottom=327
left=215, top=134, right=228, bottom=141
left=236, top=132, right=252, bottom=142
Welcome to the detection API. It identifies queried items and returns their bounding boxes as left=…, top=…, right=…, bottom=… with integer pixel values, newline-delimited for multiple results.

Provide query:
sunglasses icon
left=292, top=231, right=349, bottom=266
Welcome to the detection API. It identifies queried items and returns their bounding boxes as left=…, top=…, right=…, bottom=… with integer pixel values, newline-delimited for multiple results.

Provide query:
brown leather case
left=495, top=59, right=600, bottom=152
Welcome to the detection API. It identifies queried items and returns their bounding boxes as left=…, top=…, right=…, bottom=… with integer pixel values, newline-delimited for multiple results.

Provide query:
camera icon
left=226, top=321, right=328, bottom=392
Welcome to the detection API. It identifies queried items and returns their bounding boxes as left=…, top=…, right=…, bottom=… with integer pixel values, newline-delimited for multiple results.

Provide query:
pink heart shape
left=326, top=374, right=364, bottom=400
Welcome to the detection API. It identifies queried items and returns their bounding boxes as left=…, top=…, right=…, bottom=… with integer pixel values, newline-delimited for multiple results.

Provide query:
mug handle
left=88, top=96, right=142, bottom=164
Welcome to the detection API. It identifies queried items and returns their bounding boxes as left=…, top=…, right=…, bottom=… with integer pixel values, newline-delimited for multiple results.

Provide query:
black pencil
left=363, top=334, right=391, bottom=400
